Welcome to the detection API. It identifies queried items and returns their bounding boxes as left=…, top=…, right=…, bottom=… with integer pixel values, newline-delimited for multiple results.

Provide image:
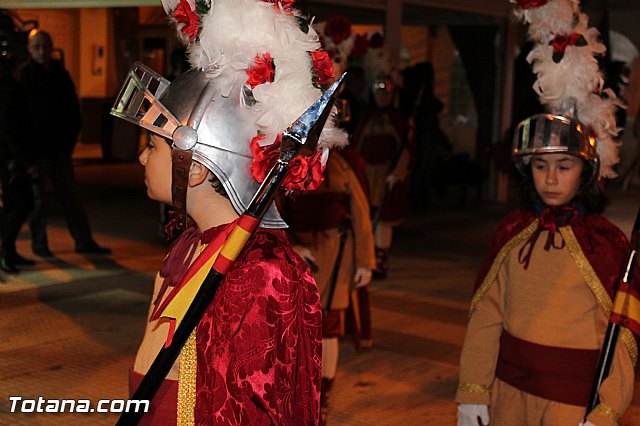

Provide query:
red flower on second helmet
left=261, top=0, right=296, bottom=12
left=350, top=34, right=369, bottom=57
left=324, top=15, right=352, bottom=45
left=516, top=0, right=548, bottom=8
left=174, top=0, right=200, bottom=42
left=310, top=50, right=334, bottom=86
left=246, top=52, right=275, bottom=89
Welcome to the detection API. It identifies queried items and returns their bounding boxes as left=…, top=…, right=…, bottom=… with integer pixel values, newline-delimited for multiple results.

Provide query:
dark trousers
left=0, top=166, right=34, bottom=257
left=29, top=154, right=94, bottom=251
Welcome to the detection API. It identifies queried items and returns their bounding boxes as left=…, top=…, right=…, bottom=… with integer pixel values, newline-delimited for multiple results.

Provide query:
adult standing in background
left=21, top=30, right=110, bottom=257
left=0, top=11, right=34, bottom=273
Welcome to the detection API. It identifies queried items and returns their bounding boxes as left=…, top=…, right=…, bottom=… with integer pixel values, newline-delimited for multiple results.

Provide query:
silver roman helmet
left=111, top=0, right=348, bottom=231
left=112, top=62, right=286, bottom=229
left=512, top=113, right=599, bottom=173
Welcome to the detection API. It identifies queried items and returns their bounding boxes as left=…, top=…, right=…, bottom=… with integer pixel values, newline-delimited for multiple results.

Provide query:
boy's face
left=531, top=153, right=584, bottom=206
left=139, top=134, right=173, bottom=204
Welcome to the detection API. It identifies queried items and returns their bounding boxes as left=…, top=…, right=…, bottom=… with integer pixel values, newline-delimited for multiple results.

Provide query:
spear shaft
left=584, top=207, right=640, bottom=418
left=117, top=74, right=345, bottom=426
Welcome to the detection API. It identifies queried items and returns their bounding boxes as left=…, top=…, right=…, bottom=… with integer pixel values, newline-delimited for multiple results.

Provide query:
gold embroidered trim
left=470, top=221, right=538, bottom=314
left=620, top=327, right=638, bottom=365
left=177, top=330, right=197, bottom=426
left=457, top=383, right=491, bottom=394
left=561, top=227, right=613, bottom=314
left=561, top=227, right=638, bottom=365
left=593, top=402, right=620, bottom=422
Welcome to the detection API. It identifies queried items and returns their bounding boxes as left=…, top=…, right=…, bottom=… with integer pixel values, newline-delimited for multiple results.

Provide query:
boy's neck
left=187, top=191, right=240, bottom=232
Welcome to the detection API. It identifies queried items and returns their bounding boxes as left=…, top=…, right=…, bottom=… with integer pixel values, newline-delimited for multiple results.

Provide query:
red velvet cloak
left=193, top=225, right=322, bottom=425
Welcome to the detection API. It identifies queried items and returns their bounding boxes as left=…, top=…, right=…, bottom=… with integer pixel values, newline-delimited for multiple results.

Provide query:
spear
left=585, top=206, right=640, bottom=418
left=117, top=74, right=346, bottom=426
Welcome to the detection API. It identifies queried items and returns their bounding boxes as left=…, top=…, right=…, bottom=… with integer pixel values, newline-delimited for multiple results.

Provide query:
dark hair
left=160, top=136, right=229, bottom=200
left=209, top=173, right=229, bottom=200
left=518, top=157, right=607, bottom=214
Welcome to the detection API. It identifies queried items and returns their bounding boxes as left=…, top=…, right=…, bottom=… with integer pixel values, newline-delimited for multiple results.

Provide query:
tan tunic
left=289, top=153, right=376, bottom=310
left=133, top=272, right=186, bottom=381
left=456, top=229, right=635, bottom=426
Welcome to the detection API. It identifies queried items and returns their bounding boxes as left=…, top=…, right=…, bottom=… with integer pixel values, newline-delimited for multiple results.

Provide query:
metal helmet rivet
left=173, top=125, right=198, bottom=151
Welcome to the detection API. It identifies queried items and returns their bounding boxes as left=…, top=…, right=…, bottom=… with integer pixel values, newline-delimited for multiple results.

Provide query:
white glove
left=579, top=421, right=596, bottom=426
left=354, top=267, right=372, bottom=288
left=457, top=404, right=489, bottom=426
left=385, top=173, right=399, bottom=189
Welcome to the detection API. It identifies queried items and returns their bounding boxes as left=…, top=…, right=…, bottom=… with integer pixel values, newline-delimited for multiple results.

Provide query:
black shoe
left=12, top=253, right=36, bottom=266
left=0, top=257, right=19, bottom=274
left=76, top=243, right=111, bottom=255
left=33, top=247, right=54, bottom=258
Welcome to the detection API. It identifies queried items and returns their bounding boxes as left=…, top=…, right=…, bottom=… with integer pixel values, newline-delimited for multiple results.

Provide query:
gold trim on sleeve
left=561, top=227, right=638, bottom=365
left=593, top=402, right=620, bottom=422
left=177, top=330, right=197, bottom=426
left=470, top=221, right=538, bottom=313
left=457, top=383, right=491, bottom=394
left=620, top=327, right=638, bottom=365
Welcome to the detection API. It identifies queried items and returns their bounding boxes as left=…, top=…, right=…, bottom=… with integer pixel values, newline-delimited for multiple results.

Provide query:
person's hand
left=385, top=173, right=399, bottom=189
left=457, top=404, right=489, bottom=426
left=292, top=245, right=318, bottom=272
left=579, top=421, right=596, bottom=426
left=354, top=267, right=372, bottom=287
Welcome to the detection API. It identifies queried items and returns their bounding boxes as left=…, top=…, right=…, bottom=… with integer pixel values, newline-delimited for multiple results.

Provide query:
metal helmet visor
left=111, top=62, right=286, bottom=228
left=512, top=114, right=597, bottom=171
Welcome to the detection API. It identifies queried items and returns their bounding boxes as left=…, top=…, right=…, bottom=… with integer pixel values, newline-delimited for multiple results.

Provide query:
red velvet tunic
left=132, top=224, right=322, bottom=425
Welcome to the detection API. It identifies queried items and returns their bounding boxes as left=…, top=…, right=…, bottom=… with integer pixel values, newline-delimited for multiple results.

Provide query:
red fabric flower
left=324, top=15, right=352, bottom=45
left=551, top=33, right=583, bottom=53
left=261, top=0, right=296, bottom=12
left=350, top=34, right=369, bottom=57
left=246, top=52, right=275, bottom=89
left=174, top=0, right=200, bottom=42
left=516, top=0, right=548, bottom=8
left=310, top=50, right=334, bottom=86
left=250, top=133, right=325, bottom=191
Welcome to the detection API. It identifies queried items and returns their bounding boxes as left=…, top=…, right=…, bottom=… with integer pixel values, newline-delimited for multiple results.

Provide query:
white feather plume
left=163, top=0, right=348, bottom=157
left=512, top=0, right=621, bottom=177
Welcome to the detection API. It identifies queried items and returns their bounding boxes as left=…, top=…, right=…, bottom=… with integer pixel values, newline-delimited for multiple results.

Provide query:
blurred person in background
left=20, top=30, right=110, bottom=257
left=0, top=10, right=35, bottom=274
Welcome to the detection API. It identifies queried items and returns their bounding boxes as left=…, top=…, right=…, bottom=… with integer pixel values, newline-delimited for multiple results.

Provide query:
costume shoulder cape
left=470, top=208, right=638, bottom=364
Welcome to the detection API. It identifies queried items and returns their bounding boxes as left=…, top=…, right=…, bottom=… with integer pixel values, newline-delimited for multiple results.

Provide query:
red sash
left=495, top=331, right=599, bottom=406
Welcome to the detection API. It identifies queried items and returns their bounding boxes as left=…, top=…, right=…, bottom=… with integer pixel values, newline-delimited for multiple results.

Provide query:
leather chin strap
left=171, top=148, right=193, bottom=231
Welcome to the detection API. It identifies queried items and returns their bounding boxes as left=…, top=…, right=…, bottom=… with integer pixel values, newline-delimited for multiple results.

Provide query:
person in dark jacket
left=0, top=12, right=35, bottom=273
left=20, top=30, right=110, bottom=257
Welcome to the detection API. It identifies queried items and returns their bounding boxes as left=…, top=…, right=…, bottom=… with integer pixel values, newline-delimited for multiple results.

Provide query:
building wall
left=78, top=8, right=110, bottom=98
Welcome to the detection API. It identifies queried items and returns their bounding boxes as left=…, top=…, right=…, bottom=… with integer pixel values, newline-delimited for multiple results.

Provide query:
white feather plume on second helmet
left=163, top=0, right=347, bottom=153
left=511, top=0, right=622, bottom=178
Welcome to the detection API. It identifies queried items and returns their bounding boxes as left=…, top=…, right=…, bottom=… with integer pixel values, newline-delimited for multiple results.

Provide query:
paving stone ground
left=1, top=148, right=639, bottom=425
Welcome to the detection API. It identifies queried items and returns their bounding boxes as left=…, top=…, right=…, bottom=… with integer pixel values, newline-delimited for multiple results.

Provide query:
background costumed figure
left=281, top=15, right=376, bottom=425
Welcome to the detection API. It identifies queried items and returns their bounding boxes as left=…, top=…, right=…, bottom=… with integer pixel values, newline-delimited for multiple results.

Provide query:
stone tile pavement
left=1, top=155, right=639, bottom=425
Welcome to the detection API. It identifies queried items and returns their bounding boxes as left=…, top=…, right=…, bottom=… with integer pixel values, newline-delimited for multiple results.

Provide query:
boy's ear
left=188, top=161, right=210, bottom=187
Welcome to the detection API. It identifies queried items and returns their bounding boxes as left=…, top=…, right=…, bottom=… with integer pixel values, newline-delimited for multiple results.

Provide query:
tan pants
left=490, top=379, right=585, bottom=425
